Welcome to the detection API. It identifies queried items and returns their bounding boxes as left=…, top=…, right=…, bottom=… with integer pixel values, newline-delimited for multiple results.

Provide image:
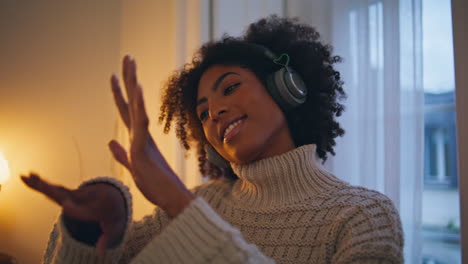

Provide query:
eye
left=224, top=83, right=240, bottom=96
left=199, top=110, right=208, bottom=121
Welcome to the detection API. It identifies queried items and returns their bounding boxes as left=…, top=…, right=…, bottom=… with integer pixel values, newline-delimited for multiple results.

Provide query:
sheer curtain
left=303, top=0, right=423, bottom=262
left=288, top=0, right=423, bottom=262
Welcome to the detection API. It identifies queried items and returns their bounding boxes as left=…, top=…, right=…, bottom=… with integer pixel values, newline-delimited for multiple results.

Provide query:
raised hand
left=21, top=173, right=126, bottom=256
left=108, top=56, right=194, bottom=218
left=21, top=56, right=194, bottom=256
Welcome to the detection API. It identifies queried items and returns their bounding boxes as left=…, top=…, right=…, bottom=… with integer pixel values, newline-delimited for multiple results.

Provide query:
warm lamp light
left=0, top=151, right=10, bottom=191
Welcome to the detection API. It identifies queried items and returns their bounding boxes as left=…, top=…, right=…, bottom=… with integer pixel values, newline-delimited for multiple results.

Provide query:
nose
left=209, top=106, right=228, bottom=121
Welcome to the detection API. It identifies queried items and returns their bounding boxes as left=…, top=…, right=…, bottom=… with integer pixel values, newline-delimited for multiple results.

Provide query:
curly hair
left=159, top=15, right=346, bottom=179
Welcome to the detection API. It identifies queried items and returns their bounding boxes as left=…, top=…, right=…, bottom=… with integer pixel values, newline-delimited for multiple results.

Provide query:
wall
left=117, top=0, right=179, bottom=221
left=451, top=0, right=468, bottom=262
left=0, top=1, right=198, bottom=263
left=0, top=2, right=121, bottom=262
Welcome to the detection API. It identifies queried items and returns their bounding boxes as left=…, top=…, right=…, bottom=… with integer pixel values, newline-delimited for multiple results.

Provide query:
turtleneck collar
left=230, top=144, right=346, bottom=208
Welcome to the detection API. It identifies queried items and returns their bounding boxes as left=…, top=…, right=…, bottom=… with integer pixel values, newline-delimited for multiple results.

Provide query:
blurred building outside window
left=421, top=0, right=460, bottom=263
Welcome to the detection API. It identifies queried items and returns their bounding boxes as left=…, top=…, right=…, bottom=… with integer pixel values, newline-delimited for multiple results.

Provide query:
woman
left=22, top=16, right=404, bottom=263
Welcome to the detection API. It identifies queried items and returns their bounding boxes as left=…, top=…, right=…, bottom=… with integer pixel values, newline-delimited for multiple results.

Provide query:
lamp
left=0, top=151, right=15, bottom=263
left=0, top=151, right=10, bottom=192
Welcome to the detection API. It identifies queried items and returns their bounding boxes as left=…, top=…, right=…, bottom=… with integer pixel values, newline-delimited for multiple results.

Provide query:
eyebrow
left=196, top=72, right=240, bottom=107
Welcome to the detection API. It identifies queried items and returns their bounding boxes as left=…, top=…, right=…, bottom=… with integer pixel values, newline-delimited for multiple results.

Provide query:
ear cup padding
left=205, top=144, right=229, bottom=168
left=266, top=73, right=288, bottom=110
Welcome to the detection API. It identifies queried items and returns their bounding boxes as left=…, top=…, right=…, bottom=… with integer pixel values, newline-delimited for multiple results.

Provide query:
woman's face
left=196, top=64, right=295, bottom=164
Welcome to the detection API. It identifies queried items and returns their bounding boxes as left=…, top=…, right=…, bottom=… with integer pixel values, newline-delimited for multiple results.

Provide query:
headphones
left=205, top=43, right=307, bottom=169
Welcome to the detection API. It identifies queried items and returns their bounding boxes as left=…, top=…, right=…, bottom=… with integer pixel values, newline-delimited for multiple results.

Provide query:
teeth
left=223, top=120, right=242, bottom=139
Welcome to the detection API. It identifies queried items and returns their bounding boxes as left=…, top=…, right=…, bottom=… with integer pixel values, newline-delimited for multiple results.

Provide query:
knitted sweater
left=43, top=144, right=404, bottom=263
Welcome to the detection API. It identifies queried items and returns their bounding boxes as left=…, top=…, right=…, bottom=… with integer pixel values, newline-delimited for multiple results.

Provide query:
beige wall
left=118, top=0, right=179, bottom=222
left=0, top=1, right=201, bottom=263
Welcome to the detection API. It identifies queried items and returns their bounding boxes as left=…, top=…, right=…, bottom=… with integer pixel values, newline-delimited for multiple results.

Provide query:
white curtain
left=313, top=0, right=424, bottom=263
left=211, top=0, right=284, bottom=39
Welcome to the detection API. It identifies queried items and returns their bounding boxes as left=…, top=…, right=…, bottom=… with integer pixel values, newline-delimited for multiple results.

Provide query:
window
left=421, top=0, right=460, bottom=263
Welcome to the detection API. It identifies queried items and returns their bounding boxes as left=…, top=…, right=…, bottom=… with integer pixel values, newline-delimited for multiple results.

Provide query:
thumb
left=108, top=140, right=132, bottom=172
left=96, top=222, right=125, bottom=256
left=96, top=231, right=110, bottom=257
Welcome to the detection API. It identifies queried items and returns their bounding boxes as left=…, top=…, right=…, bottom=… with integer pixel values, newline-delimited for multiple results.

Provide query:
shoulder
left=329, top=185, right=404, bottom=263
left=334, top=185, right=400, bottom=222
left=327, top=185, right=402, bottom=237
left=316, top=183, right=400, bottom=219
left=332, top=185, right=398, bottom=210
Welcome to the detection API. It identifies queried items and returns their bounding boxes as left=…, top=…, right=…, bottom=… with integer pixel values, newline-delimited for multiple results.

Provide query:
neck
left=230, top=145, right=346, bottom=207
left=255, top=124, right=295, bottom=161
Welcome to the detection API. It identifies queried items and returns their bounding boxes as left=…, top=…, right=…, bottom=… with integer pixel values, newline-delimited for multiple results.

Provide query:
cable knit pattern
left=42, top=144, right=404, bottom=263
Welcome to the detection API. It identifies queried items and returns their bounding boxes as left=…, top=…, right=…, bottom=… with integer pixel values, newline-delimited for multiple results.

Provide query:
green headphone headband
left=273, top=53, right=290, bottom=67
left=247, top=43, right=283, bottom=63
left=247, top=43, right=308, bottom=110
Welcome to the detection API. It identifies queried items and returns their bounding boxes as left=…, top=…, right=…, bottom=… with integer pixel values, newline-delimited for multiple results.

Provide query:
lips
left=220, top=115, right=247, bottom=142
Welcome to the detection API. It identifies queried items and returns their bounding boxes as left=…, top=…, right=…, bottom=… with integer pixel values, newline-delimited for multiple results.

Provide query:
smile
left=222, top=116, right=247, bottom=143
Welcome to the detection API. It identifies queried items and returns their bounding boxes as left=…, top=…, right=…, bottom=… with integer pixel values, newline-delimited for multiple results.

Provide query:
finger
left=108, top=140, right=132, bottom=172
left=20, top=172, right=42, bottom=191
left=21, top=173, right=72, bottom=204
left=122, top=55, right=137, bottom=106
left=96, top=221, right=125, bottom=256
left=131, top=84, right=150, bottom=146
left=96, top=232, right=109, bottom=257
left=126, top=58, right=139, bottom=131
left=111, top=74, right=130, bottom=129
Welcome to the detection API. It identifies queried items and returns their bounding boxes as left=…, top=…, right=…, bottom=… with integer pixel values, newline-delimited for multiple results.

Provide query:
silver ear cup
left=205, top=145, right=229, bottom=168
left=267, top=67, right=307, bottom=109
left=282, top=67, right=307, bottom=100
left=248, top=43, right=307, bottom=109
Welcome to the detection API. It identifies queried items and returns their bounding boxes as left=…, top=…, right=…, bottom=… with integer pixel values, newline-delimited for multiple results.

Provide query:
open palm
left=108, top=56, right=194, bottom=217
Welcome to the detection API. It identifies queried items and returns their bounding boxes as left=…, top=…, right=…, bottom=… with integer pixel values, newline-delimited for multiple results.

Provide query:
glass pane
left=421, top=0, right=460, bottom=263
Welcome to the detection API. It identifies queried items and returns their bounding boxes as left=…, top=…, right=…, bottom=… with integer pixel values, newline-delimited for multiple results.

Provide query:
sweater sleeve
left=331, top=193, right=404, bottom=264
left=42, top=177, right=170, bottom=264
left=130, top=196, right=274, bottom=264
